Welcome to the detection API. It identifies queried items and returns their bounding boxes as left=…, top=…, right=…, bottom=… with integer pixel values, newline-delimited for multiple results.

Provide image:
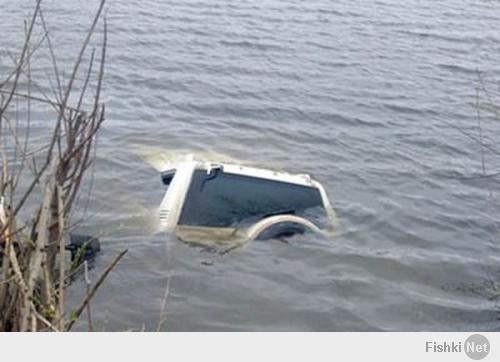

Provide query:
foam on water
left=2, top=0, right=500, bottom=331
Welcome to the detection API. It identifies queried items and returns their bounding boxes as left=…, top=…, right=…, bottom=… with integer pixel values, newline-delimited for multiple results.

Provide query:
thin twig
left=66, top=249, right=127, bottom=331
left=57, top=184, right=65, bottom=330
left=83, top=260, right=93, bottom=331
left=31, top=303, right=60, bottom=332
left=156, top=276, right=171, bottom=331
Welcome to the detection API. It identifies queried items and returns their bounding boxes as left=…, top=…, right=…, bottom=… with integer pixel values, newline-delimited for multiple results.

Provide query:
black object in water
left=66, top=234, right=101, bottom=264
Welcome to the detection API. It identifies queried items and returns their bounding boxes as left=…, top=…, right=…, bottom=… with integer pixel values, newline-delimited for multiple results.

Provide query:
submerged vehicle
left=157, top=155, right=338, bottom=243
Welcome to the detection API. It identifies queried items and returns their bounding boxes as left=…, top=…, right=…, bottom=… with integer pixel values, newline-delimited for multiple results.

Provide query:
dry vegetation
left=0, top=0, right=126, bottom=331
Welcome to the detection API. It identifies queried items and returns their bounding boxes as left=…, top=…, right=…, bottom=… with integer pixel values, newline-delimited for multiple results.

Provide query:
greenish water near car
left=2, top=0, right=500, bottom=331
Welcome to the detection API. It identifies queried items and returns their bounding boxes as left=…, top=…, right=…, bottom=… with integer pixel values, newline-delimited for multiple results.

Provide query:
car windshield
left=178, top=169, right=325, bottom=227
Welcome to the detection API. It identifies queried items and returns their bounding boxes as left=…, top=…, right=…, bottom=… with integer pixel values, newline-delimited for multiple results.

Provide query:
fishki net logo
left=425, top=334, right=490, bottom=360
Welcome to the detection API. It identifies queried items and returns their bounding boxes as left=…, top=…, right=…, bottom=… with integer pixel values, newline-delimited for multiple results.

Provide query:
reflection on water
left=2, top=0, right=500, bottom=331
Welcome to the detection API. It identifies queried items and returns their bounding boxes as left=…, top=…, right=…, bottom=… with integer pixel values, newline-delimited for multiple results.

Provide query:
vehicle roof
left=160, top=154, right=318, bottom=188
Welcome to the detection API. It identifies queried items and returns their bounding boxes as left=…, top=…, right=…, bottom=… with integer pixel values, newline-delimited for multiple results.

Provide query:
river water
left=2, top=0, right=500, bottom=331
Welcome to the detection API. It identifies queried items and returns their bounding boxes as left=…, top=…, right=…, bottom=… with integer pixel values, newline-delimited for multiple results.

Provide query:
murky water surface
left=2, top=0, right=500, bottom=331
